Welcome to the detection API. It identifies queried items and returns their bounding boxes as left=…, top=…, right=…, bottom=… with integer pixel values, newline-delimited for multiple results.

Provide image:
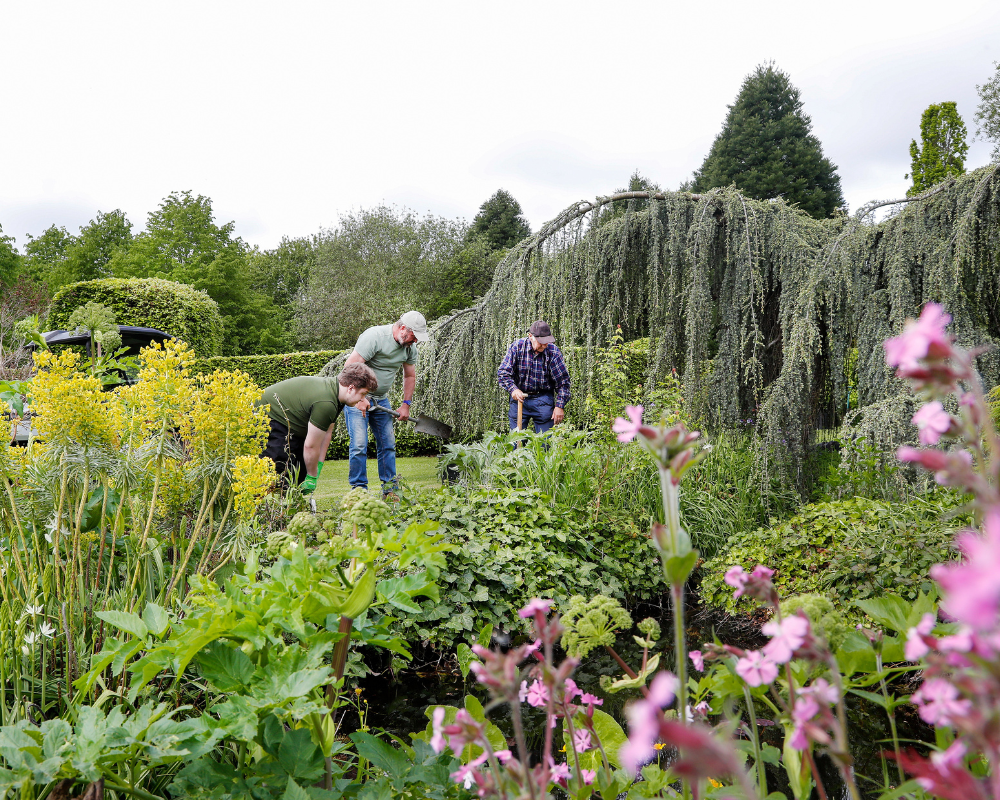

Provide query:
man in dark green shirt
left=258, top=362, right=378, bottom=493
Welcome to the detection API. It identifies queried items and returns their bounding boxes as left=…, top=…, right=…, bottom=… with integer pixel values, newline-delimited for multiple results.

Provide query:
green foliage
left=780, top=593, right=850, bottom=651
left=0, top=223, right=19, bottom=285
left=691, top=63, right=844, bottom=218
left=700, top=494, right=969, bottom=618
left=467, top=189, right=531, bottom=250
left=48, top=277, right=224, bottom=355
left=108, top=191, right=288, bottom=355
left=191, top=349, right=346, bottom=387
left=19, top=211, right=134, bottom=290
left=422, top=235, right=502, bottom=319
left=976, top=60, right=1000, bottom=162
left=383, top=486, right=663, bottom=649
left=294, top=206, right=467, bottom=350
left=560, top=594, right=633, bottom=658
left=907, top=101, right=969, bottom=196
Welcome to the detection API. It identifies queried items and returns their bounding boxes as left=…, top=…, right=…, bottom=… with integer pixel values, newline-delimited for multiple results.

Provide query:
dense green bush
left=699, top=493, right=970, bottom=618
left=48, top=277, right=223, bottom=356
left=378, top=486, right=663, bottom=650
left=190, top=349, right=346, bottom=385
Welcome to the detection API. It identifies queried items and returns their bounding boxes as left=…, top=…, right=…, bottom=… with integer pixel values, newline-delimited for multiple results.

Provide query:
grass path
left=313, top=456, right=441, bottom=512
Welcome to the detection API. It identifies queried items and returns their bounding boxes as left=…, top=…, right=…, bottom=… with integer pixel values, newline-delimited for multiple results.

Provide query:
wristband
left=301, top=475, right=317, bottom=495
left=403, top=399, right=412, bottom=405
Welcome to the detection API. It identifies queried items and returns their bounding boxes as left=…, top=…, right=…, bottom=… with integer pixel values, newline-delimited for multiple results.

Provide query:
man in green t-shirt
left=344, top=310, right=429, bottom=496
left=259, top=362, right=378, bottom=494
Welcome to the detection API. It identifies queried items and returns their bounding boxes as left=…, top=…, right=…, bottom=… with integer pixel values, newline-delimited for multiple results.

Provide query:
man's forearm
left=302, top=440, right=323, bottom=476
left=403, top=373, right=416, bottom=402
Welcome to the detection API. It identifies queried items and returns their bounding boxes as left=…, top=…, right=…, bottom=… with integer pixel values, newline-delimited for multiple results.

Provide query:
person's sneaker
left=382, top=491, right=400, bottom=504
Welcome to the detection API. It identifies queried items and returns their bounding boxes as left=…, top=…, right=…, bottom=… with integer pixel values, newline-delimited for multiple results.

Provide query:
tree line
left=2, top=61, right=999, bottom=358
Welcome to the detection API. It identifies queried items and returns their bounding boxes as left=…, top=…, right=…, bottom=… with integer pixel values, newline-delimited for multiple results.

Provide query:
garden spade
left=368, top=404, right=452, bottom=440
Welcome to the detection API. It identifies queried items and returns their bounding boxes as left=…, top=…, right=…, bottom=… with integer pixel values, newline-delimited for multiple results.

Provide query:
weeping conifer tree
left=358, top=163, right=1000, bottom=487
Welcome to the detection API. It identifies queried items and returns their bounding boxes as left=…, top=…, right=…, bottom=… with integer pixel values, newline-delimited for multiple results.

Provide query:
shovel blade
left=413, top=414, right=452, bottom=440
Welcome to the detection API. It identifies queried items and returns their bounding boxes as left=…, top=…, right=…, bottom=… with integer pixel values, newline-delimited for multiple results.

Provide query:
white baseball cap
left=398, top=310, right=430, bottom=342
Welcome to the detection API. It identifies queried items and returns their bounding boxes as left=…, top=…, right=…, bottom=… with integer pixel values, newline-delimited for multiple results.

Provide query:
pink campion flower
left=519, top=598, right=553, bottom=619
left=525, top=680, right=549, bottom=708
left=724, top=566, right=749, bottom=595
left=735, top=650, right=779, bottom=687
left=620, top=671, right=679, bottom=774
left=563, top=678, right=582, bottom=700
left=689, top=650, right=705, bottom=672
left=549, top=762, right=571, bottom=787
left=573, top=728, right=592, bottom=752
left=613, top=406, right=645, bottom=443
left=518, top=681, right=529, bottom=702
left=751, top=565, right=775, bottom=580
left=495, top=749, right=513, bottom=765
left=938, top=627, right=974, bottom=653
left=897, top=446, right=975, bottom=488
left=884, top=302, right=953, bottom=371
left=762, top=614, right=810, bottom=663
left=649, top=671, right=679, bottom=706
left=912, top=678, right=973, bottom=726
left=895, top=741, right=988, bottom=800
left=788, top=696, right=822, bottom=751
left=800, top=678, right=839, bottom=705
left=931, top=511, right=1000, bottom=630
left=579, top=692, right=603, bottom=707
left=430, top=707, right=447, bottom=754
left=693, top=701, right=710, bottom=718
left=912, top=401, right=952, bottom=445
left=906, top=613, right=937, bottom=661
left=581, top=769, right=597, bottom=785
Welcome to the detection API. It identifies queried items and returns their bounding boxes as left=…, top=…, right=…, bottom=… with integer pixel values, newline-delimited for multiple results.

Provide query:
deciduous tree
left=692, top=63, right=844, bottom=218
left=0, top=223, right=19, bottom=286
left=975, top=61, right=1000, bottom=163
left=907, top=102, right=969, bottom=196
left=110, top=191, right=288, bottom=355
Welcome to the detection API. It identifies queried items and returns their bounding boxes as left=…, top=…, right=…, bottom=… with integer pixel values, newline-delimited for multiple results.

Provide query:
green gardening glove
left=301, top=475, right=317, bottom=495
left=317, top=461, right=324, bottom=478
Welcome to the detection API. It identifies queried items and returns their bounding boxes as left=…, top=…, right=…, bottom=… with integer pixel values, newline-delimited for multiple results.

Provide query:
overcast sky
left=2, top=1, right=999, bottom=250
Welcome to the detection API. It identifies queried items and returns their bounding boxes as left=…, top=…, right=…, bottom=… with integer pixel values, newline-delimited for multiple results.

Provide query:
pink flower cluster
left=612, top=405, right=702, bottom=481
left=883, top=303, right=1000, bottom=796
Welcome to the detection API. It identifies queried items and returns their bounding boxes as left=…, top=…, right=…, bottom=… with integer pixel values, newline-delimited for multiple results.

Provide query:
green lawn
left=313, top=456, right=442, bottom=512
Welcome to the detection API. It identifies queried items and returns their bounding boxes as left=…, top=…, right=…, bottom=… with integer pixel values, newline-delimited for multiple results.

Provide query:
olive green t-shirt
left=258, top=376, right=344, bottom=437
left=353, top=324, right=418, bottom=398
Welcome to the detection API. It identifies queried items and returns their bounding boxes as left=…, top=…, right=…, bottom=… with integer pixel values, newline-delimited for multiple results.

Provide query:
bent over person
left=258, top=362, right=378, bottom=494
left=497, top=320, right=571, bottom=433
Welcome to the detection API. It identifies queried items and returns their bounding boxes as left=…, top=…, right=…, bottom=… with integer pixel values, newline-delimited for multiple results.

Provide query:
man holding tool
left=258, top=362, right=378, bottom=494
left=344, top=310, right=430, bottom=497
left=497, top=320, right=572, bottom=433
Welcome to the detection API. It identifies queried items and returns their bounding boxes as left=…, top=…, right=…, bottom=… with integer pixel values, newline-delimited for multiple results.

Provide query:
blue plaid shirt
left=497, top=338, right=572, bottom=408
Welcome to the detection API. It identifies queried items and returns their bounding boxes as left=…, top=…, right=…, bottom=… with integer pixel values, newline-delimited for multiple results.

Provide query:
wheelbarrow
left=368, top=404, right=452, bottom=440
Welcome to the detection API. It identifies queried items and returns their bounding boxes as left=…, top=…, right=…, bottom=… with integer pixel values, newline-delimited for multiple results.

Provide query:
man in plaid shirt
left=497, top=320, right=572, bottom=433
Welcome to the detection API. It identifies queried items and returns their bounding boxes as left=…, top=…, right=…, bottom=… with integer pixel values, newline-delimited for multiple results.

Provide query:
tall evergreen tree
left=907, top=102, right=968, bottom=196
left=692, top=63, right=844, bottom=218
left=467, top=189, right=531, bottom=250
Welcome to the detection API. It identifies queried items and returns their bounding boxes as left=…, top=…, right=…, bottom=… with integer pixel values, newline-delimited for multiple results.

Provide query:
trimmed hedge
left=48, top=278, right=224, bottom=356
left=190, top=350, right=346, bottom=386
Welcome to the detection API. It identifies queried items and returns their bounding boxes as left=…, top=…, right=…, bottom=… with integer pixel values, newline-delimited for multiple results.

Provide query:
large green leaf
left=350, top=731, right=410, bottom=779
left=562, top=709, right=626, bottom=770
left=278, top=728, right=325, bottom=783
left=854, top=595, right=912, bottom=634
left=195, top=641, right=255, bottom=692
left=95, top=610, right=148, bottom=641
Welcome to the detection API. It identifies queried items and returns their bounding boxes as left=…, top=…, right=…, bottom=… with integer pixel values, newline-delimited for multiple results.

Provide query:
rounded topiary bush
left=47, top=277, right=224, bottom=356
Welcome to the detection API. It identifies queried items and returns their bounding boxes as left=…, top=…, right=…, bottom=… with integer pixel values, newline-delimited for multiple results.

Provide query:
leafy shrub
left=380, top=486, right=663, bottom=649
left=190, top=349, right=346, bottom=386
left=700, top=494, right=970, bottom=618
left=48, top=277, right=224, bottom=356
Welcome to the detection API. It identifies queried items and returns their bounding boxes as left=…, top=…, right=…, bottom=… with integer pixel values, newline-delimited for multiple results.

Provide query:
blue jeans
left=509, top=393, right=555, bottom=434
left=345, top=397, right=398, bottom=491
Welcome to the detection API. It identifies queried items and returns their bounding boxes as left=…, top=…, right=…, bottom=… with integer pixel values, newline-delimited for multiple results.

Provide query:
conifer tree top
left=692, top=63, right=844, bottom=218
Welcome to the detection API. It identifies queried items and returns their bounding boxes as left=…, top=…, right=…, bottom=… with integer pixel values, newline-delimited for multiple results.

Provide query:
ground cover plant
left=415, top=303, right=1000, bottom=800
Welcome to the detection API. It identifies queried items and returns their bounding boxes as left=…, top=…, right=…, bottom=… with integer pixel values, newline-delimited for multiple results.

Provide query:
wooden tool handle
left=517, top=399, right=523, bottom=431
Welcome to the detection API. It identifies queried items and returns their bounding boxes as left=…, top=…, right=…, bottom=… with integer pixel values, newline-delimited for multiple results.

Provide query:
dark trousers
left=508, top=393, right=555, bottom=434
left=261, top=419, right=307, bottom=485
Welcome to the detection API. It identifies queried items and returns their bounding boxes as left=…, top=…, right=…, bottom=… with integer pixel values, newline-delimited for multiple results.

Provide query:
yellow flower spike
left=30, top=349, right=117, bottom=449
left=231, top=454, right=276, bottom=519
